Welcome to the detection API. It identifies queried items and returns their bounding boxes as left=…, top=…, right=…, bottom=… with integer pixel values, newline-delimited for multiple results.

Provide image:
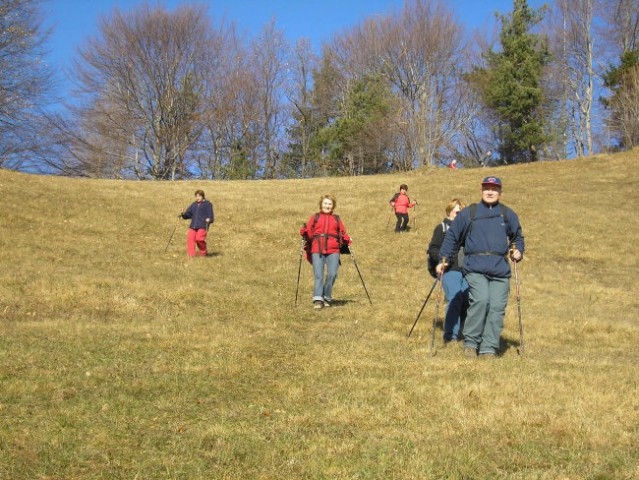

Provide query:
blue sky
left=44, top=0, right=543, bottom=95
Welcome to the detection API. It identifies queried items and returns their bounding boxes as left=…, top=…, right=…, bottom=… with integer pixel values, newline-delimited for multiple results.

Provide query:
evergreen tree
left=602, top=50, right=639, bottom=97
left=312, top=75, right=394, bottom=175
left=473, top=0, right=550, bottom=163
left=221, top=140, right=257, bottom=180
left=601, top=50, right=639, bottom=149
left=287, top=52, right=343, bottom=177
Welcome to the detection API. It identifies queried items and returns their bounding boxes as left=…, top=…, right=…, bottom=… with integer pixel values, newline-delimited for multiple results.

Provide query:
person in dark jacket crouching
left=427, top=198, right=469, bottom=343
left=299, top=194, right=351, bottom=309
left=180, top=190, right=214, bottom=257
left=437, top=177, right=524, bottom=359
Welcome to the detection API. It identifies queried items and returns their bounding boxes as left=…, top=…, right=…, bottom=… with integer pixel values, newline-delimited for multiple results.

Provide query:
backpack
left=426, top=203, right=510, bottom=278
left=427, top=222, right=449, bottom=278
left=304, top=213, right=347, bottom=263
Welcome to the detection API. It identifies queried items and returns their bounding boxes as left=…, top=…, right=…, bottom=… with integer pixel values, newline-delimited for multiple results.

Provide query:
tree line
left=2, top=0, right=639, bottom=179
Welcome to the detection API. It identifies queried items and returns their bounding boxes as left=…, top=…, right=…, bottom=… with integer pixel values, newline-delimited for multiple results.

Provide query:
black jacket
left=182, top=200, right=214, bottom=230
left=428, top=218, right=462, bottom=272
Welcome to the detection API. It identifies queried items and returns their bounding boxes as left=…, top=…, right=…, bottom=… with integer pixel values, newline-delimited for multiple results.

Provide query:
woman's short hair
left=400, top=184, right=408, bottom=191
left=318, top=194, right=337, bottom=210
left=445, top=198, right=466, bottom=216
left=194, top=190, right=205, bottom=198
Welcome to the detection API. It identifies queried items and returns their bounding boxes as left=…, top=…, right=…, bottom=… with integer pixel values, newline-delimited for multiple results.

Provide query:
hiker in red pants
left=180, top=190, right=214, bottom=257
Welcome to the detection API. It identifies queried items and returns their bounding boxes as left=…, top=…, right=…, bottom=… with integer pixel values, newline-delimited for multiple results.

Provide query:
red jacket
left=391, top=193, right=415, bottom=214
left=300, top=213, right=351, bottom=255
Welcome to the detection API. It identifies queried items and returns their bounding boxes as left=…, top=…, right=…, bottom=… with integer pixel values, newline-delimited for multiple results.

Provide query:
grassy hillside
left=1, top=151, right=638, bottom=479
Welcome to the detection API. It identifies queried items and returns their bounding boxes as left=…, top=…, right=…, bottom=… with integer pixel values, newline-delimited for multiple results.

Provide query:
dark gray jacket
left=182, top=200, right=214, bottom=230
left=439, top=201, right=524, bottom=278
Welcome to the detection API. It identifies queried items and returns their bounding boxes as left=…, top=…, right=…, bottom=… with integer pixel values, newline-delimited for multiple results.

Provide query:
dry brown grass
left=0, top=150, right=638, bottom=479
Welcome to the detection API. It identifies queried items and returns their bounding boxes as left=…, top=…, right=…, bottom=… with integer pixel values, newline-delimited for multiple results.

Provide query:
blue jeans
left=442, top=270, right=468, bottom=341
left=312, top=253, right=340, bottom=301
left=463, top=273, right=510, bottom=354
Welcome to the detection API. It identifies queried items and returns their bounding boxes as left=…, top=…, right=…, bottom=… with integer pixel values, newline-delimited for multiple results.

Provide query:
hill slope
left=0, top=152, right=638, bottom=478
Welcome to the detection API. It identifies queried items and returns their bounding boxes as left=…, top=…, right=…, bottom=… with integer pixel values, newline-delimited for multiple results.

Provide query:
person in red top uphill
left=180, top=189, right=214, bottom=257
left=299, top=194, right=352, bottom=310
left=389, top=184, right=416, bottom=233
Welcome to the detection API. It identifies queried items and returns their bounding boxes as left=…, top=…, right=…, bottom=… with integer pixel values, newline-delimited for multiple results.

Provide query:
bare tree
left=66, top=4, right=222, bottom=179
left=327, top=0, right=472, bottom=168
left=386, top=0, right=471, bottom=167
left=545, top=0, right=596, bottom=158
left=250, top=20, right=289, bottom=178
left=0, top=0, right=53, bottom=170
left=202, top=62, right=262, bottom=180
left=598, top=0, right=639, bottom=53
left=450, top=20, right=514, bottom=166
left=186, top=23, right=259, bottom=180
left=284, top=38, right=318, bottom=178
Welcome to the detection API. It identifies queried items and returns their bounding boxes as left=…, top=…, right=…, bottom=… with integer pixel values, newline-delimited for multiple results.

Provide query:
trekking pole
left=511, top=248, right=525, bottom=355
left=386, top=207, right=393, bottom=230
left=408, top=277, right=438, bottom=338
left=346, top=246, right=372, bottom=305
left=294, top=242, right=305, bottom=307
left=413, top=203, right=417, bottom=231
left=163, top=216, right=181, bottom=253
left=430, top=263, right=446, bottom=356
left=295, top=225, right=307, bottom=307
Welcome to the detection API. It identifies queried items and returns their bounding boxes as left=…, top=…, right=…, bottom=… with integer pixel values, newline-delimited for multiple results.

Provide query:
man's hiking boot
left=463, top=347, right=477, bottom=359
left=313, top=300, right=324, bottom=310
left=323, top=299, right=332, bottom=307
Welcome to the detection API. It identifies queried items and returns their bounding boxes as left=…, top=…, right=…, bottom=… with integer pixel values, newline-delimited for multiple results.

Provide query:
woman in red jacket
left=300, top=194, right=352, bottom=309
left=389, top=184, right=416, bottom=232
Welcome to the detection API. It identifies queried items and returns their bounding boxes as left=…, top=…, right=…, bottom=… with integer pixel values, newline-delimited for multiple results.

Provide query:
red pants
left=187, top=228, right=208, bottom=257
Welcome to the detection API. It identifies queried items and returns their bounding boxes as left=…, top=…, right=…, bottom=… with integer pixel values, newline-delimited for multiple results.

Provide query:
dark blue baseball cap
left=481, top=176, right=502, bottom=187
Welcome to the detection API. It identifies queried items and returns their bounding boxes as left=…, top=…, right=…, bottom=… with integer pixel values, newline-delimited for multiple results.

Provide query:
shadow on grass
left=328, top=299, right=355, bottom=307
left=420, top=323, right=524, bottom=357
left=292, top=299, right=355, bottom=310
left=499, top=337, right=524, bottom=356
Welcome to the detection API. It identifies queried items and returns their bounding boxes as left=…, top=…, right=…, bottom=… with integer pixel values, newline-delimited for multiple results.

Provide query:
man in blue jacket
left=437, top=177, right=524, bottom=359
left=180, top=190, right=214, bottom=257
